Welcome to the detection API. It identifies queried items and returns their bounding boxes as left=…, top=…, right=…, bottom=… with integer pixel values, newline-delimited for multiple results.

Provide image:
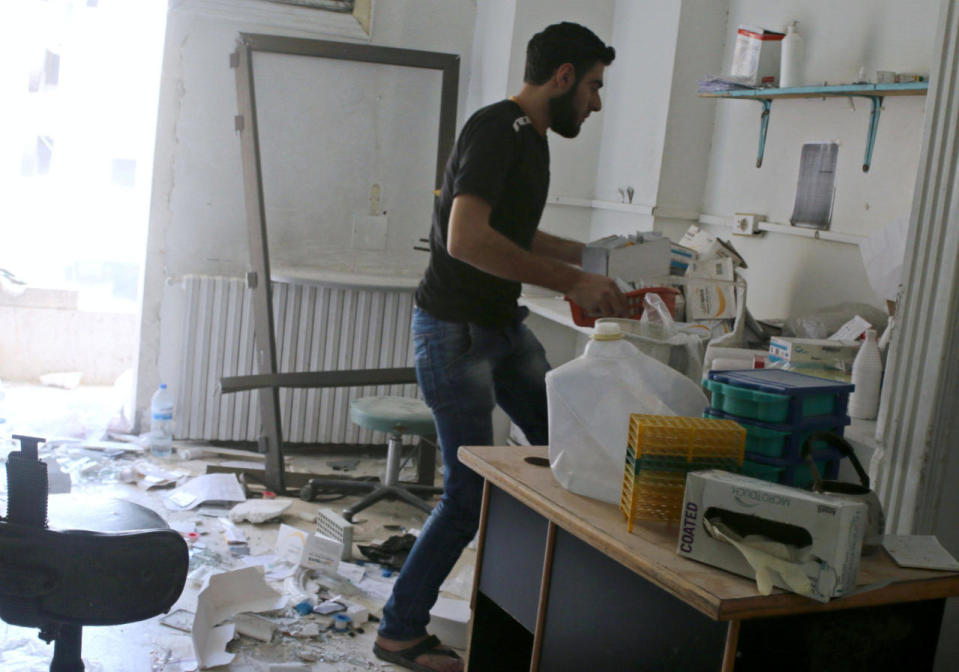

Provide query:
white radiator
left=175, top=275, right=418, bottom=444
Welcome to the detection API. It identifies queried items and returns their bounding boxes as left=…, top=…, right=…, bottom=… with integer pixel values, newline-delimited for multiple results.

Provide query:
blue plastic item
left=705, top=369, right=853, bottom=425
left=703, top=408, right=850, bottom=460
left=294, top=600, right=314, bottom=616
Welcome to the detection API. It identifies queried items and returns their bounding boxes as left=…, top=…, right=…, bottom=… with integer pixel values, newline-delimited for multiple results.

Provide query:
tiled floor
left=0, top=383, right=474, bottom=671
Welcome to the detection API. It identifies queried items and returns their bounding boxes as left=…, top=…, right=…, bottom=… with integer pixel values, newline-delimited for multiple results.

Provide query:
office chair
left=0, top=435, right=188, bottom=672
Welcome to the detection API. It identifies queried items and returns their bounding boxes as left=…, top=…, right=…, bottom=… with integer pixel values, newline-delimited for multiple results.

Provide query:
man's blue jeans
left=377, top=306, right=550, bottom=641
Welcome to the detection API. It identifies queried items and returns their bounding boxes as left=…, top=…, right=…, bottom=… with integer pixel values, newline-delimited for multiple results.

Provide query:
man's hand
left=566, top=272, right=628, bottom=317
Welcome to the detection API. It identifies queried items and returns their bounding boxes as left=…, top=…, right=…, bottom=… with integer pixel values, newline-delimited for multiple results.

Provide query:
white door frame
left=876, top=0, right=959, bottom=541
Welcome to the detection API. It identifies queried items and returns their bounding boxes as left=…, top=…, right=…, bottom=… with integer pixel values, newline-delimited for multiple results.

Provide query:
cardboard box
left=679, top=225, right=747, bottom=268
left=686, top=280, right=738, bottom=319
left=730, top=25, right=786, bottom=86
left=582, top=233, right=671, bottom=283
left=670, top=242, right=698, bottom=275
left=677, top=470, right=867, bottom=602
left=829, top=315, right=872, bottom=341
left=687, top=257, right=736, bottom=282
left=277, top=523, right=343, bottom=574
left=768, top=337, right=860, bottom=367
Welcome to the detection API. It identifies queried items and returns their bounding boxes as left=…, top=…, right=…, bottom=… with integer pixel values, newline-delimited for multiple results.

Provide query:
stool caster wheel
left=299, top=483, right=316, bottom=502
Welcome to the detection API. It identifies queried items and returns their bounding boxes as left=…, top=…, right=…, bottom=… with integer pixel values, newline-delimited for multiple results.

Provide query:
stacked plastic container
left=620, top=415, right=745, bottom=530
left=702, top=369, right=855, bottom=487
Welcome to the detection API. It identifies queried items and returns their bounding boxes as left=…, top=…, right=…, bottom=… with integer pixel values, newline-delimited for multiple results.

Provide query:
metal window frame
left=230, top=33, right=459, bottom=492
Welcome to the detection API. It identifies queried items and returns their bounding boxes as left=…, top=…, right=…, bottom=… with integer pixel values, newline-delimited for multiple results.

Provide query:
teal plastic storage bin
left=703, top=408, right=850, bottom=459
left=741, top=455, right=838, bottom=488
left=704, top=369, right=853, bottom=425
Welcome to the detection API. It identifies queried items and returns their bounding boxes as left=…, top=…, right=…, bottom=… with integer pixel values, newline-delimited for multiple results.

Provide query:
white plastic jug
left=546, top=322, right=709, bottom=504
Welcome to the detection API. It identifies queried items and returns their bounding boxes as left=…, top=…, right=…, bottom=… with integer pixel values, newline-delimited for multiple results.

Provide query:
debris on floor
left=230, top=498, right=293, bottom=523
left=357, top=533, right=418, bottom=571
left=0, top=383, right=474, bottom=670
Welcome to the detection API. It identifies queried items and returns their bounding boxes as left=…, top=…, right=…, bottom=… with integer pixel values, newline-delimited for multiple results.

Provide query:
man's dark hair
left=524, top=22, right=615, bottom=85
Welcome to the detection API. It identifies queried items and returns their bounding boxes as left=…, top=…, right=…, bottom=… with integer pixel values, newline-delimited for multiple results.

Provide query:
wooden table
left=459, top=445, right=959, bottom=672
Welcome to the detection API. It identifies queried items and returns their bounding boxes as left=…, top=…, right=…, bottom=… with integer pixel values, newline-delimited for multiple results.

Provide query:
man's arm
left=447, top=194, right=627, bottom=316
left=531, top=230, right=584, bottom=265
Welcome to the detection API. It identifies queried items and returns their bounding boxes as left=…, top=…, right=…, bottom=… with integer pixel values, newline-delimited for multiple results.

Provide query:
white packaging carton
left=768, top=337, right=860, bottom=367
left=730, top=25, right=786, bottom=86
left=687, top=257, right=736, bottom=282
left=678, top=225, right=747, bottom=268
left=677, top=470, right=867, bottom=602
left=686, top=280, right=738, bottom=319
left=582, top=233, right=671, bottom=284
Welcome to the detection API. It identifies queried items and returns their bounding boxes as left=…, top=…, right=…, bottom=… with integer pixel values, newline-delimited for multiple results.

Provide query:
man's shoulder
left=467, top=99, right=530, bottom=135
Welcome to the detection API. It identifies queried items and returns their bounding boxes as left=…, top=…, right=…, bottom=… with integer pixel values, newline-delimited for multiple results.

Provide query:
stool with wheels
left=327, top=396, right=443, bottom=522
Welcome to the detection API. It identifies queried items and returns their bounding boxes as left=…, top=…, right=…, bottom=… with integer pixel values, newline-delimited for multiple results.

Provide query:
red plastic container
left=566, top=286, right=680, bottom=328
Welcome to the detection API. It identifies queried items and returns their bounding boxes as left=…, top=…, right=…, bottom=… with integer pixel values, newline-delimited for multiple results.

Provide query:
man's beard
left=549, top=85, right=581, bottom=138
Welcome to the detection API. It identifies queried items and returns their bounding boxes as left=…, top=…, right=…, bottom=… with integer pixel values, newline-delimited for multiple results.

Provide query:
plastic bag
left=785, top=303, right=888, bottom=339
left=638, top=292, right=676, bottom=340
left=598, top=317, right=709, bottom=383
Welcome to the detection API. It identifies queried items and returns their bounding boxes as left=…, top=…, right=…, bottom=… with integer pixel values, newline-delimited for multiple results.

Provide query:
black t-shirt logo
left=513, top=116, right=532, bottom=133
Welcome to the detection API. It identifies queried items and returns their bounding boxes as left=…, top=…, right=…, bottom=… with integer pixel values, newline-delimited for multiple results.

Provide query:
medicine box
left=768, top=337, right=860, bottom=367
left=677, top=470, right=867, bottom=601
left=670, top=242, right=697, bottom=275
left=686, top=280, right=737, bottom=320
left=730, top=25, right=786, bottom=86
left=583, top=234, right=670, bottom=284
left=687, top=257, right=736, bottom=282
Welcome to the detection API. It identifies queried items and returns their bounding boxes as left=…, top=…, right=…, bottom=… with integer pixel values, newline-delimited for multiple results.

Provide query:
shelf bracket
left=754, top=99, right=773, bottom=168
left=862, top=95, right=885, bottom=172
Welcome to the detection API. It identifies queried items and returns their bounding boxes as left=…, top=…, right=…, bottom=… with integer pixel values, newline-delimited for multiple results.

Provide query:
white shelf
left=549, top=196, right=654, bottom=215
left=520, top=294, right=594, bottom=336
left=698, top=214, right=866, bottom=246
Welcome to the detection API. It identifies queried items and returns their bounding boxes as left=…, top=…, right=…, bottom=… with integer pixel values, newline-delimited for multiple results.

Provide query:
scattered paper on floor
left=165, top=473, right=246, bottom=510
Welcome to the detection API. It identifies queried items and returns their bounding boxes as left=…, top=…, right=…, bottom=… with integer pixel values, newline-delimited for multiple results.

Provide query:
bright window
left=1, top=0, right=167, bottom=313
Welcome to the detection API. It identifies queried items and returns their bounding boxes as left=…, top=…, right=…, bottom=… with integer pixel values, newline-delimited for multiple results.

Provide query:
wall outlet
left=733, top=212, right=766, bottom=236
left=352, top=214, right=388, bottom=250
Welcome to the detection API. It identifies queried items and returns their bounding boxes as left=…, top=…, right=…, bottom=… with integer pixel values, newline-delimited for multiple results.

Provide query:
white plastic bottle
left=150, top=383, right=175, bottom=458
left=545, top=322, right=708, bottom=504
left=848, top=329, right=883, bottom=420
left=779, top=21, right=804, bottom=88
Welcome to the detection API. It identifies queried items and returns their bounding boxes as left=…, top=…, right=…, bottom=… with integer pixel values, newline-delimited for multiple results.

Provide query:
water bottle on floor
left=150, top=383, right=175, bottom=458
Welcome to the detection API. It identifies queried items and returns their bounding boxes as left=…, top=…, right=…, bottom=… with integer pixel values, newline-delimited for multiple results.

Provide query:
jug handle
left=800, top=431, right=870, bottom=490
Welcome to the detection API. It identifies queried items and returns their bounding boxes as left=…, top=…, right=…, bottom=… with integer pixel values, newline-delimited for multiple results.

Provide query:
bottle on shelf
left=150, top=383, right=175, bottom=458
left=849, top=329, right=883, bottom=420
left=780, top=21, right=804, bottom=88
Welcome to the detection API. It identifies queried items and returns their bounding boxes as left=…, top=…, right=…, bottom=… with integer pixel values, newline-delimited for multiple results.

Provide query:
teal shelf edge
left=703, top=82, right=928, bottom=99
left=699, top=82, right=928, bottom=171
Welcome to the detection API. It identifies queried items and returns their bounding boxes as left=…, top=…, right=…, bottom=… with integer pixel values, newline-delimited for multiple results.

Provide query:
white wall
left=594, top=1, right=682, bottom=211
left=465, top=0, right=516, bottom=114
left=253, top=52, right=441, bottom=273
left=498, top=0, right=619, bottom=245
left=589, top=0, right=729, bottom=241
left=138, top=0, right=939, bottom=417
left=701, top=0, right=938, bottom=318
left=135, top=0, right=477, bottom=428
left=578, top=0, right=937, bottom=320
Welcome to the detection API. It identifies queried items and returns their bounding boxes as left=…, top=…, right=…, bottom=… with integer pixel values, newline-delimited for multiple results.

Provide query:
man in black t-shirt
left=374, top=23, right=625, bottom=672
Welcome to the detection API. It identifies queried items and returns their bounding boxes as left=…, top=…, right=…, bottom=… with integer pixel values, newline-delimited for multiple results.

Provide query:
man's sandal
left=372, top=635, right=462, bottom=672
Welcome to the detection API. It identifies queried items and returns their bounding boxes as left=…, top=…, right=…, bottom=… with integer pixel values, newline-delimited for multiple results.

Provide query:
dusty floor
left=0, top=383, right=474, bottom=671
